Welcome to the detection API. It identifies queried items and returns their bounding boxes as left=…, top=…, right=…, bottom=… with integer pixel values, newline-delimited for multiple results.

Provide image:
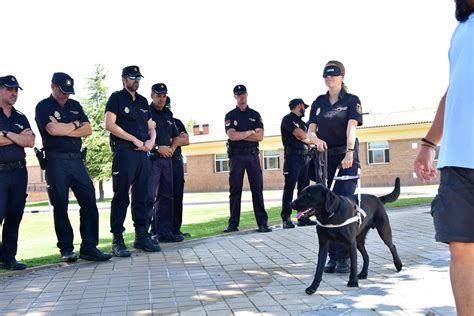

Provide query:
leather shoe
left=335, top=259, right=350, bottom=273
left=257, top=225, right=272, bottom=233
left=61, top=250, right=78, bottom=263
left=282, top=220, right=295, bottom=229
left=79, top=247, right=112, bottom=262
left=297, top=217, right=317, bottom=226
left=223, top=226, right=239, bottom=233
left=158, top=233, right=184, bottom=243
left=1, top=259, right=27, bottom=270
left=180, top=232, right=191, bottom=237
left=324, top=259, right=336, bottom=273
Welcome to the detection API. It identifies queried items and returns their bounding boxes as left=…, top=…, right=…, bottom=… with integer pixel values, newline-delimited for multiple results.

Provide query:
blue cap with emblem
left=122, top=65, right=143, bottom=78
left=152, top=83, right=168, bottom=94
left=233, top=84, right=247, bottom=95
left=289, top=98, right=309, bottom=109
left=52, top=72, right=75, bottom=94
left=0, top=75, right=23, bottom=90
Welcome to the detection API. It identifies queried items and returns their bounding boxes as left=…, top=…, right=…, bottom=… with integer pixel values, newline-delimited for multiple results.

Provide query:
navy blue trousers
left=281, top=154, right=309, bottom=221
left=228, top=153, right=268, bottom=228
left=0, top=167, right=27, bottom=261
left=171, top=158, right=185, bottom=235
left=147, top=157, right=174, bottom=236
left=45, top=158, right=98, bottom=252
left=110, top=148, right=150, bottom=234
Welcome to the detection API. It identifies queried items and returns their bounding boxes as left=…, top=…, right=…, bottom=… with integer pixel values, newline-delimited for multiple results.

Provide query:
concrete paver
left=1, top=205, right=455, bottom=315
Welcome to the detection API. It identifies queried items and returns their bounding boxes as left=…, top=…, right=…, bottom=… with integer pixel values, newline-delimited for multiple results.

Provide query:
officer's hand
left=414, top=146, right=437, bottom=182
left=160, top=146, right=174, bottom=157
left=132, top=138, right=145, bottom=150
left=143, top=139, right=155, bottom=152
left=341, top=151, right=353, bottom=169
left=316, top=139, right=327, bottom=152
left=21, top=128, right=34, bottom=135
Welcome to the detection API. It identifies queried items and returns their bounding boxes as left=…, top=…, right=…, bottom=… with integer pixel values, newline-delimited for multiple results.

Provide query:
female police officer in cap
left=308, top=60, right=363, bottom=274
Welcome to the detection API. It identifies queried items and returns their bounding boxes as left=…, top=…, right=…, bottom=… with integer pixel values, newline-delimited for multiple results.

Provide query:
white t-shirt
left=438, top=13, right=474, bottom=169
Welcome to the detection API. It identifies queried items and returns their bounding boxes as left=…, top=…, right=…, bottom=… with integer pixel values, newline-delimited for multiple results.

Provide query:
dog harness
left=315, top=201, right=367, bottom=228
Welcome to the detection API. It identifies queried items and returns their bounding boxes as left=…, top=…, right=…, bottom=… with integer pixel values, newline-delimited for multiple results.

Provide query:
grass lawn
left=1, top=196, right=432, bottom=272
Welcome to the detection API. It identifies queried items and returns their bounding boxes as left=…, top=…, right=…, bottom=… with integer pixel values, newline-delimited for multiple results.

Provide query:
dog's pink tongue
left=296, top=211, right=305, bottom=220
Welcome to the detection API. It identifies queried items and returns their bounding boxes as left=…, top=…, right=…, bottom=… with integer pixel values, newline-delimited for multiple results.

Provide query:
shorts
left=431, top=167, right=474, bottom=243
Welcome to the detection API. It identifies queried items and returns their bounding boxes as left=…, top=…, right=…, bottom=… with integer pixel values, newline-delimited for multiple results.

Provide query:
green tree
left=186, top=119, right=198, bottom=135
left=81, top=64, right=112, bottom=201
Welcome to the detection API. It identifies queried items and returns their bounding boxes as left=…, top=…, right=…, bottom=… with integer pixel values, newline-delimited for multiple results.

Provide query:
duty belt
left=326, top=146, right=348, bottom=156
left=46, top=151, right=83, bottom=160
left=228, top=147, right=259, bottom=156
left=0, top=159, right=26, bottom=171
left=284, top=147, right=309, bottom=156
left=111, top=140, right=135, bottom=149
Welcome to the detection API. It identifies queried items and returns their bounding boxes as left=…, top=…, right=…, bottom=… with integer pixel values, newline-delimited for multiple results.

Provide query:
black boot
left=324, top=258, right=336, bottom=273
left=112, top=233, right=131, bottom=257
left=134, top=228, right=161, bottom=252
left=335, top=258, right=350, bottom=273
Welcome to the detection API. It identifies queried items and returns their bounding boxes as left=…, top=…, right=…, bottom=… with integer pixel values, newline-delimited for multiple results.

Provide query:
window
left=263, top=150, right=280, bottom=170
left=368, top=141, right=390, bottom=164
left=215, top=154, right=229, bottom=173
left=182, top=155, right=187, bottom=174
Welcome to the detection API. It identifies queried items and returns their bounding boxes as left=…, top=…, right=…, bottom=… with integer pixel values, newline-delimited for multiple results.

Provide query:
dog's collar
left=316, top=201, right=367, bottom=229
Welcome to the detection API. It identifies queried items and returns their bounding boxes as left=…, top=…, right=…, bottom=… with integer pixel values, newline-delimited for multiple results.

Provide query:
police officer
left=105, top=66, right=161, bottom=256
left=35, top=72, right=112, bottom=262
left=0, top=76, right=34, bottom=270
left=280, top=98, right=316, bottom=229
left=147, top=84, right=183, bottom=243
left=308, top=61, right=363, bottom=273
left=224, top=85, right=272, bottom=233
left=167, top=97, right=191, bottom=238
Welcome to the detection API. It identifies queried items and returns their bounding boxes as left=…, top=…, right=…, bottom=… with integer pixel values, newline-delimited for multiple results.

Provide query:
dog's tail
left=379, top=177, right=401, bottom=204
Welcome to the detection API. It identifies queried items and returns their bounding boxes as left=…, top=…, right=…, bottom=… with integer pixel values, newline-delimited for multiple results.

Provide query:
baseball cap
left=233, top=84, right=247, bottom=95
left=152, top=83, right=168, bottom=94
left=0, top=75, right=23, bottom=90
left=51, top=72, right=75, bottom=94
left=122, top=65, right=143, bottom=78
left=289, top=98, right=309, bottom=109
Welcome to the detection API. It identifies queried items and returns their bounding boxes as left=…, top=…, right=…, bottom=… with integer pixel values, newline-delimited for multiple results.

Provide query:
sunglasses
left=128, top=76, right=142, bottom=81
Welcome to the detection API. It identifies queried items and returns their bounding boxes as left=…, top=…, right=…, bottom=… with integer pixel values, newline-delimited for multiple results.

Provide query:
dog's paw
left=357, top=272, right=367, bottom=280
left=347, top=280, right=359, bottom=287
left=395, top=262, right=403, bottom=272
left=305, top=287, right=316, bottom=295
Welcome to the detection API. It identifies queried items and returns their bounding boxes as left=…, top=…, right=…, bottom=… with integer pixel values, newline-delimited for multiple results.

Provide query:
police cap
left=152, top=83, right=168, bottom=94
left=0, top=75, right=23, bottom=90
left=122, top=65, right=143, bottom=78
left=233, top=84, right=247, bottom=95
left=52, top=72, right=75, bottom=94
left=289, top=98, right=309, bottom=109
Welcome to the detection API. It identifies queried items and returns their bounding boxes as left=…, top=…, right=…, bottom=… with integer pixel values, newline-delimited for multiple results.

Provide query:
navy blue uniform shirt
left=105, top=89, right=151, bottom=143
left=35, top=95, right=89, bottom=153
left=281, top=112, right=307, bottom=150
left=150, top=105, right=178, bottom=146
left=172, top=118, right=187, bottom=159
left=308, top=90, right=363, bottom=148
left=224, top=106, right=264, bottom=149
left=0, top=107, right=31, bottom=163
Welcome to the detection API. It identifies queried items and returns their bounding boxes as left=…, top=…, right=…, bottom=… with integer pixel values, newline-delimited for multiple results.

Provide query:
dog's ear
left=325, top=189, right=339, bottom=216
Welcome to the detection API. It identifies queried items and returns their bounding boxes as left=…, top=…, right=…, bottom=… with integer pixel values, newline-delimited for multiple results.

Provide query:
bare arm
left=292, top=128, right=312, bottom=145
left=170, top=132, right=190, bottom=152
left=45, top=117, right=92, bottom=137
left=414, top=90, right=447, bottom=181
left=105, top=111, right=144, bottom=149
left=341, top=119, right=358, bottom=169
left=0, top=135, right=14, bottom=146
left=308, top=123, right=327, bottom=151
left=2, top=128, right=35, bottom=148
left=143, top=119, right=156, bottom=152
left=226, top=128, right=255, bottom=141
left=245, top=128, right=264, bottom=142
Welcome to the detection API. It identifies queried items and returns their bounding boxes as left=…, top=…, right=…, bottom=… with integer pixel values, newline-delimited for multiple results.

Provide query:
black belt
left=229, top=147, right=259, bottom=156
left=285, top=148, right=309, bottom=156
left=326, top=146, right=348, bottom=156
left=112, top=140, right=136, bottom=149
left=46, top=151, right=83, bottom=160
left=0, top=159, right=26, bottom=171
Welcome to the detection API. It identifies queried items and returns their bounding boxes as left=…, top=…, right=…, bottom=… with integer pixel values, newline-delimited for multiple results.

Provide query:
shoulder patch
left=225, top=119, right=231, bottom=127
left=356, top=103, right=363, bottom=114
left=15, top=109, right=25, bottom=116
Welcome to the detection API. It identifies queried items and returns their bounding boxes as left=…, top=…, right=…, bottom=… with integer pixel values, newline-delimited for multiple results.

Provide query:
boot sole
left=79, top=254, right=112, bottom=262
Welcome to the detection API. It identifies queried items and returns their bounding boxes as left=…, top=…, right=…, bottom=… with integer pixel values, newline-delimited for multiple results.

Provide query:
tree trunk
left=99, top=180, right=105, bottom=201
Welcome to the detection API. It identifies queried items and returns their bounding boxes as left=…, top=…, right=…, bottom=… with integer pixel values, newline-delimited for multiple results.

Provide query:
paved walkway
left=1, top=205, right=455, bottom=315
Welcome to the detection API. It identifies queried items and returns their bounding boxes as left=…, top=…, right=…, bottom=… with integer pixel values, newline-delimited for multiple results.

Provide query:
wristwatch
left=154, top=145, right=160, bottom=152
left=2, top=130, right=8, bottom=137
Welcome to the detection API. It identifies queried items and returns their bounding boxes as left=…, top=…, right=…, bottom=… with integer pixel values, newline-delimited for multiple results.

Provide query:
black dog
left=290, top=178, right=403, bottom=295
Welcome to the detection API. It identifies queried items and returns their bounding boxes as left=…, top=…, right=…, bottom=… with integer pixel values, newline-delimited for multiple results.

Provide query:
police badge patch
left=234, top=120, right=238, bottom=126
left=54, top=111, right=61, bottom=119
left=124, top=107, right=130, bottom=114
left=356, top=103, right=363, bottom=114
